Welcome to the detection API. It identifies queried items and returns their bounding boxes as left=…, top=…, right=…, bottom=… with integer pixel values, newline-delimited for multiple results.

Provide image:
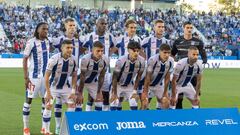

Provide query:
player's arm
left=77, top=58, right=88, bottom=104
left=163, top=72, right=170, bottom=98
left=44, top=70, right=52, bottom=101
left=170, top=74, right=178, bottom=106
left=195, top=74, right=202, bottom=97
left=198, top=40, right=207, bottom=64
left=71, top=61, right=78, bottom=94
left=23, top=56, right=29, bottom=89
left=111, top=59, right=122, bottom=102
left=171, top=40, right=178, bottom=61
left=109, top=35, right=118, bottom=55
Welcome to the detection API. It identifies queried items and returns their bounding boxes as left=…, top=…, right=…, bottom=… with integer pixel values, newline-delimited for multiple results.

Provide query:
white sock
left=192, top=105, right=199, bottom=109
left=102, top=105, right=109, bottom=111
left=41, top=103, right=45, bottom=129
left=67, top=107, right=75, bottom=112
left=86, top=102, right=93, bottom=111
left=43, top=109, right=52, bottom=133
left=23, top=103, right=31, bottom=128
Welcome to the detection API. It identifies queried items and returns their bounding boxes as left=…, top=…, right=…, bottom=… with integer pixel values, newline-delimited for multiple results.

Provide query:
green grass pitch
left=0, top=68, right=239, bottom=134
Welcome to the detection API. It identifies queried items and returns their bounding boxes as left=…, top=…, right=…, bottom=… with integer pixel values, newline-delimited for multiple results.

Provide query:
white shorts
left=116, top=85, right=134, bottom=100
left=176, top=83, right=196, bottom=100
left=49, top=87, right=72, bottom=104
left=149, top=85, right=164, bottom=99
left=101, top=73, right=112, bottom=92
left=85, top=82, right=98, bottom=100
left=26, top=77, right=45, bottom=98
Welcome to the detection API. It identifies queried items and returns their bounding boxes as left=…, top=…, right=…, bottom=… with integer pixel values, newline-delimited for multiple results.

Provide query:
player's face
left=65, top=21, right=76, bottom=35
left=160, top=49, right=171, bottom=61
left=97, top=19, right=107, bottom=33
left=154, top=22, right=165, bottom=36
left=62, top=44, right=73, bottom=58
left=38, top=24, right=48, bottom=39
left=93, top=47, right=104, bottom=60
left=126, top=23, right=137, bottom=36
left=184, top=24, right=193, bottom=36
left=128, top=48, right=139, bottom=60
left=188, top=49, right=199, bottom=63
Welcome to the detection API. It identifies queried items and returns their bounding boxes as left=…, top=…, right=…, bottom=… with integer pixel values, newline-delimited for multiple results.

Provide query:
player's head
left=61, top=39, right=73, bottom=58
left=96, top=17, right=107, bottom=33
left=188, top=46, right=199, bottom=64
left=154, top=19, right=165, bottom=36
left=159, top=44, right=171, bottom=61
left=92, top=41, right=104, bottom=60
left=64, top=18, right=76, bottom=35
left=127, top=41, right=141, bottom=61
left=125, top=19, right=137, bottom=36
left=183, top=21, right=193, bottom=36
left=34, top=22, right=48, bottom=40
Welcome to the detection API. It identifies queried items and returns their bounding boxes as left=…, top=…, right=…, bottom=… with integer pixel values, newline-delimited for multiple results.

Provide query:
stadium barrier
left=1, top=58, right=240, bottom=68
left=60, top=108, right=240, bottom=135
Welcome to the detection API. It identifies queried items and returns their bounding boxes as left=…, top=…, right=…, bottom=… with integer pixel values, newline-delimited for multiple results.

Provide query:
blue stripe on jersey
left=117, top=62, right=126, bottom=82
left=85, top=62, right=98, bottom=83
left=156, top=39, right=162, bottom=54
left=146, top=38, right=151, bottom=59
left=176, top=69, right=184, bottom=83
left=182, top=66, right=194, bottom=87
left=72, top=39, right=75, bottom=56
left=122, top=63, right=135, bottom=86
left=41, top=41, right=48, bottom=76
left=109, top=35, right=114, bottom=48
left=197, top=65, right=200, bottom=74
left=56, top=60, right=69, bottom=89
left=120, top=38, right=125, bottom=56
left=49, top=62, right=58, bottom=86
left=32, top=42, right=38, bottom=78
left=150, top=63, right=165, bottom=86
left=56, top=38, right=64, bottom=52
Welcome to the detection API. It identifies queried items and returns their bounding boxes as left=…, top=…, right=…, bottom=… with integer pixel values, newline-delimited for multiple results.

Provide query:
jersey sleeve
left=198, top=40, right=207, bottom=64
left=147, top=57, right=155, bottom=73
left=114, top=58, right=123, bottom=73
left=168, top=57, right=175, bottom=73
left=80, top=57, right=89, bottom=72
left=173, top=61, right=184, bottom=76
left=23, top=40, right=33, bottom=57
left=141, top=37, right=150, bottom=48
left=110, top=34, right=117, bottom=48
left=46, top=55, right=58, bottom=71
left=171, top=40, right=178, bottom=56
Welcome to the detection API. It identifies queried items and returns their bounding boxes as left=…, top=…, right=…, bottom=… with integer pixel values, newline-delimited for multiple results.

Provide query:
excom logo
left=73, top=123, right=109, bottom=131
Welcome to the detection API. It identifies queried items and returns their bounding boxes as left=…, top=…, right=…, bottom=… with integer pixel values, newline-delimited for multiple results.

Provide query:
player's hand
left=76, top=94, right=83, bottom=105
left=194, top=94, right=200, bottom=105
left=24, top=77, right=30, bottom=89
left=141, top=92, right=148, bottom=110
left=110, top=93, right=118, bottom=103
left=170, top=95, right=176, bottom=106
left=68, top=93, right=76, bottom=102
left=130, top=90, right=139, bottom=100
left=95, top=92, right=103, bottom=102
left=45, top=92, right=53, bottom=104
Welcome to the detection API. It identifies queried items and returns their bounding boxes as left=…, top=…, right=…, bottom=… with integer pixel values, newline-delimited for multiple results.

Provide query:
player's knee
left=45, top=104, right=52, bottom=110
left=160, top=97, right=170, bottom=109
left=68, top=103, right=76, bottom=109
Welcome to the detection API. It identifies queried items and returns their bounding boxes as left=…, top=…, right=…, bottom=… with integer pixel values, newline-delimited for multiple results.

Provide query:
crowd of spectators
left=0, top=3, right=239, bottom=58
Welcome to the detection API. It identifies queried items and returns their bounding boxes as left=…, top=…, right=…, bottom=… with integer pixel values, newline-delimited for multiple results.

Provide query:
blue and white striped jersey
left=80, top=53, right=109, bottom=84
left=142, top=36, right=171, bottom=59
left=114, top=55, right=145, bottom=86
left=51, top=35, right=84, bottom=66
left=147, top=55, right=174, bottom=86
left=24, top=37, right=50, bottom=78
left=174, top=58, right=203, bottom=87
left=46, top=53, right=77, bottom=89
left=116, top=34, right=141, bottom=56
left=83, top=32, right=116, bottom=57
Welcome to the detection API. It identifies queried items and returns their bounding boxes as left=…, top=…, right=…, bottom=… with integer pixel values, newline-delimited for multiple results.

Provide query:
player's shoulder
left=117, top=55, right=128, bottom=63
left=81, top=53, right=91, bottom=61
left=149, top=54, right=158, bottom=61
left=167, top=56, right=175, bottom=63
left=176, top=58, right=188, bottom=66
left=49, top=53, right=61, bottom=62
left=195, top=60, right=203, bottom=67
left=27, top=37, right=37, bottom=44
left=137, top=55, right=145, bottom=63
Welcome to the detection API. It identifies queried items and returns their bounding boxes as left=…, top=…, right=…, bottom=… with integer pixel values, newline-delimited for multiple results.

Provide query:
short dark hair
left=93, top=41, right=104, bottom=48
left=34, top=22, right=48, bottom=39
left=125, top=19, right=137, bottom=28
left=154, top=19, right=164, bottom=25
left=64, top=18, right=75, bottom=24
left=160, top=44, right=171, bottom=51
left=183, top=21, right=192, bottom=27
left=61, top=39, right=73, bottom=47
left=127, top=41, right=141, bottom=50
left=188, top=46, right=198, bottom=51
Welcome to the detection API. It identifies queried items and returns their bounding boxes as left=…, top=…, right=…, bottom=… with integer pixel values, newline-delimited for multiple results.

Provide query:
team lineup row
left=22, top=17, right=207, bottom=135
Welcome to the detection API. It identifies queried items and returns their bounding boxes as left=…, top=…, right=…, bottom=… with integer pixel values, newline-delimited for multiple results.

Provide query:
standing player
left=110, top=41, right=145, bottom=110
left=76, top=41, right=109, bottom=111
left=51, top=18, right=84, bottom=134
left=170, top=46, right=203, bottom=109
left=171, top=21, right=207, bottom=109
left=141, top=44, right=174, bottom=110
left=140, top=19, right=171, bottom=108
left=116, top=19, right=142, bottom=110
left=42, top=40, right=77, bottom=135
left=116, top=19, right=141, bottom=56
left=22, top=22, right=50, bottom=135
left=83, top=17, right=117, bottom=111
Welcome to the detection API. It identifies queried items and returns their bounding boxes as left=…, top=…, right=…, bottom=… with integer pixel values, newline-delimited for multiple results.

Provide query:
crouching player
left=76, top=41, right=109, bottom=111
left=42, top=40, right=77, bottom=135
left=141, top=44, right=174, bottom=110
left=110, top=41, right=145, bottom=110
left=170, top=46, right=203, bottom=109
